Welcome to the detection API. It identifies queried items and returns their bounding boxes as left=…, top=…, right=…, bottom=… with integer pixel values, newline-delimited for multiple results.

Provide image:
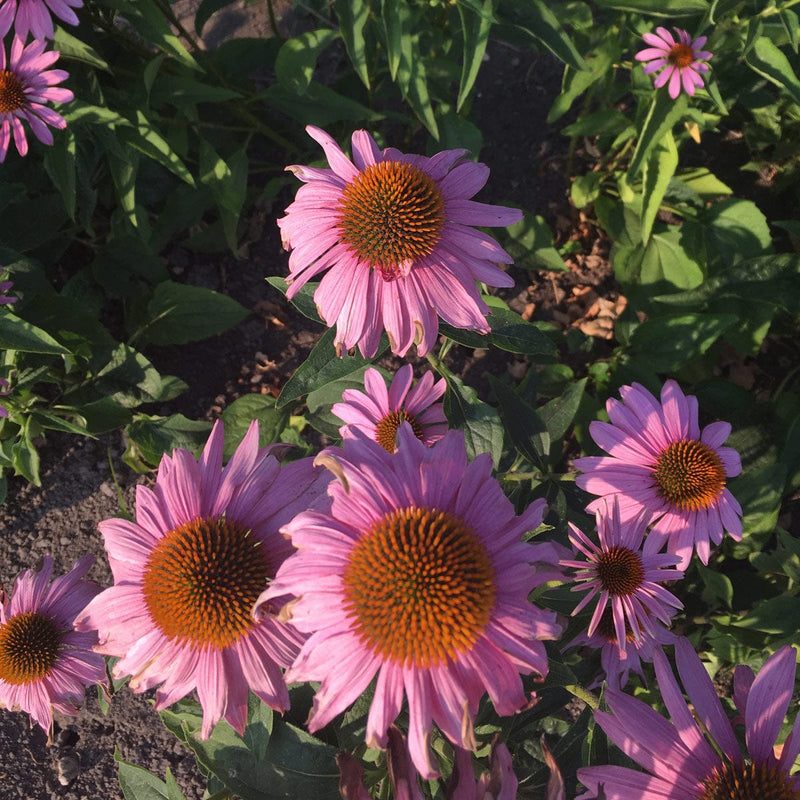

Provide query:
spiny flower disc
left=699, top=761, right=800, bottom=800
left=375, top=410, right=424, bottom=452
left=338, top=160, right=445, bottom=278
left=0, top=70, right=25, bottom=114
left=668, top=42, right=695, bottom=68
left=342, top=506, right=496, bottom=667
left=595, top=546, right=645, bottom=596
left=0, top=611, right=63, bottom=685
left=143, top=516, right=270, bottom=650
left=652, top=438, right=727, bottom=512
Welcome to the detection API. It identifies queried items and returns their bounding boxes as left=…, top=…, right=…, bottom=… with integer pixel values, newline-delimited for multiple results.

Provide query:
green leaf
left=53, top=27, right=110, bottom=70
left=592, top=0, right=708, bottom=13
left=627, top=92, right=688, bottom=180
left=652, top=254, right=800, bottom=307
left=335, top=0, right=370, bottom=89
left=614, top=229, right=704, bottom=293
left=502, top=213, right=565, bottom=271
left=379, top=0, right=410, bottom=81
left=118, top=110, right=195, bottom=187
left=547, top=39, right=618, bottom=123
left=44, top=128, right=77, bottom=219
left=0, top=315, right=70, bottom=354
left=199, top=142, right=248, bottom=252
left=11, top=425, right=40, bottom=485
left=275, top=29, right=341, bottom=95
left=159, top=696, right=340, bottom=800
left=221, top=395, right=292, bottom=459
left=745, top=36, right=800, bottom=105
left=627, top=313, right=736, bottom=372
left=195, top=0, right=238, bottom=35
left=697, top=562, right=733, bottom=609
left=678, top=168, right=732, bottom=199
left=699, top=198, right=773, bottom=270
left=102, top=0, right=201, bottom=71
left=441, top=368, right=503, bottom=468
left=537, top=378, right=587, bottom=442
left=278, top=327, right=387, bottom=409
left=305, top=366, right=374, bottom=438
left=402, top=41, right=439, bottom=138
left=116, top=751, right=186, bottom=800
left=266, top=276, right=324, bottom=324
left=500, top=0, right=587, bottom=72
left=149, top=75, right=242, bottom=108
left=137, top=281, right=249, bottom=346
left=570, top=171, right=603, bottom=208
left=488, top=376, right=548, bottom=466
left=731, top=595, right=800, bottom=635
left=126, top=414, right=212, bottom=466
left=441, top=298, right=557, bottom=359
left=640, top=129, right=678, bottom=244
left=262, top=81, right=382, bottom=126
left=457, top=0, right=494, bottom=111
left=73, top=397, right=133, bottom=435
left=106, top=149, right=139, bottom=229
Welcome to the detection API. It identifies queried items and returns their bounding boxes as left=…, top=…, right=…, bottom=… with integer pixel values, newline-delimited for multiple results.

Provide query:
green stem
left=566, top=683, right=601, bottom=710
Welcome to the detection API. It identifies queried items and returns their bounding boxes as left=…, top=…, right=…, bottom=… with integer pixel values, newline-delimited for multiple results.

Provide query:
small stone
left=56, top=752, right=80, bottom=786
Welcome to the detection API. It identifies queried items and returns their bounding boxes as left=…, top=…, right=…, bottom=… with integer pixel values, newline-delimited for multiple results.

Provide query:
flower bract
left=574, top=380, right=743, bottom=570
left=75, top=420, right=331, bottom=738
left=0, top=555, right=106, bottom=737
left=332, top=364, right=447, bottom=452
left=258, top=426, right=563, bottom=778
left=577, top=638, right=800, bottom=799
left=278, top=125, right=523, bottom=357
left=0, top=37, right=73, bottom=162
left=635, top=27, right=712, bottom=99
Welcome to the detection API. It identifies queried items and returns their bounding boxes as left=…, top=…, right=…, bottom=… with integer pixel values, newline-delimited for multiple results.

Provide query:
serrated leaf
left=53, top=27, right=110, bottom=69
left=115, top=751, right=184, bottom=800
left=441, top=368, right=503, bottom=468
left=379, top=0, right=411, bottom=81
left=43, top=127, right=76, bottom=219
left=266, top=276, right=324, bottom=324
left=547, top=39, right=618, bottom=122
left=221, top=395, right=292, bottom=459
left=538, top=378, right=587, bottom=442
left=278, top=327, right=387, bottom=409
left=137, top=281, right=249, bottom=346
left=275, top=29, right=341, bottom=95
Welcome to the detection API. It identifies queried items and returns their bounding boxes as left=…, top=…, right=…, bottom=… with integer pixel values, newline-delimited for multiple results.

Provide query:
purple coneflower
left=574, top=380, right=742, bottom=570
left=75, top=420, right=331, bottom=738
left=0, top=0, right=83, bottom=41
left=561, top=500, right=683, bottom=654
left=258, top=426, right=563, bottom=778
left=635, top=27, right=712, bottom=99
left=0, top=555, right=106, bottom=738
left=569, top=607, right=676, bottom=690
left=278, top=125, right=523, bottom=357
left=332, top=364, right=447, bottom=452
left=578, top=637, right=800, bottom=799
left=0, top=37, right=73, bottom=162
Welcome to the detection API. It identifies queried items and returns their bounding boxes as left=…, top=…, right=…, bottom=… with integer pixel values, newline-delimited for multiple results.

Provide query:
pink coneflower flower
left=258, top=427, right=563, bottom=778
left=569, top=607, right=676, bottom=690
left=577, top=638, right=800, bottom=799
left=337, top=726, right=520, bottom=800
left=0, top=0, right=83, bottom=40
left=0, top=37, right=73, bottom=162
left=561, top=500, right=683, bottom=654
left=0, top=280, right=17, bottom=305
left=574, top=380, right=743, bottom=570
left=0, top=555, right=106, bottom=738
left=635, top=27, right=712, bottom=99
left=278, top=125, right=523, bottom=358
left=75, top=420, right=331, bottom=738
left=331, top=364, right=447, bottom=452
